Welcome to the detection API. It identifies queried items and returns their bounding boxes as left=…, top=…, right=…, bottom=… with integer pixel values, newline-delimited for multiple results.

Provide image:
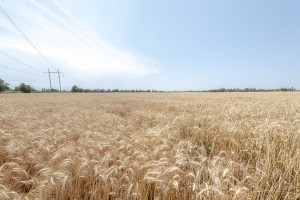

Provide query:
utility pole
left=47, top=68, right=52, bottom=90
left=44, top=69, right=64, bottom=92
left=57, top=69, right=64, bottom=92
left=58, top=69, right=61, bottom=92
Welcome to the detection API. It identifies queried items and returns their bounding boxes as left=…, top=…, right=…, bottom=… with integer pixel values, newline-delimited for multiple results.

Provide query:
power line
left=0, top=0, right=32, bottom=39
left=0, top=50, right=43, bottom=73
left=0, top=5, right=57, bottom=71
left=0, top=64, right=36, bottom=76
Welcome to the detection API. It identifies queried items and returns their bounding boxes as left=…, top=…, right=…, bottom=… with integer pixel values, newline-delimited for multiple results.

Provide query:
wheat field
left=0, top=92, right=300, bottom=199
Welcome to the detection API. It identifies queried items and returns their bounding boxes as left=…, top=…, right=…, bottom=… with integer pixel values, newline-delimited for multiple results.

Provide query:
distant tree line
left=203, top=87, right=296, bottom=92
left=70, top=85, right=161, bottom=93
left=0, top=78, right=297, bottom=93
left=41, top=88, right=61, bottom=92
left=69, top=85, right=296, bottom=93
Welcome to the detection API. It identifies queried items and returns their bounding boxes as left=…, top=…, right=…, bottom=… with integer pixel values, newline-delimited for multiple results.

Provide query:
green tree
left=0, top=78, right=10, bottom=92
left=15, top=83, right=34, bottom=93
left=71, top=85, right=83, bottom=92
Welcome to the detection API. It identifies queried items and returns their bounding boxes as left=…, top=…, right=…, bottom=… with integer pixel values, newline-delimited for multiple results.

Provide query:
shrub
left=15, top=83, right=34, bottom=93
left=71, top=85, right=81, bottom=92
left=0, top=78, right=10, bottom=92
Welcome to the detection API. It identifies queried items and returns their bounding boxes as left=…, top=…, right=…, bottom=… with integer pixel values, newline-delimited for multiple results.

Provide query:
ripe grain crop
left=0, top=92, right=300, bottom=199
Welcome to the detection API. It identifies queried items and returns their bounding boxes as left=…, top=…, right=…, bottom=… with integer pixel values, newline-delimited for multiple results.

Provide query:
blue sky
left=0, top=0, right=299, bottom=91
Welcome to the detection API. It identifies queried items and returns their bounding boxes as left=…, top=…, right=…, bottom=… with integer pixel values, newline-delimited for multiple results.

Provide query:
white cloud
left=0, top=0, right=159, bottom=80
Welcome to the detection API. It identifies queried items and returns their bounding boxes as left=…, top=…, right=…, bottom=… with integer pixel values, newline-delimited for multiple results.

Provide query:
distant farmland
left=0, top=92, right=300, bottom=199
